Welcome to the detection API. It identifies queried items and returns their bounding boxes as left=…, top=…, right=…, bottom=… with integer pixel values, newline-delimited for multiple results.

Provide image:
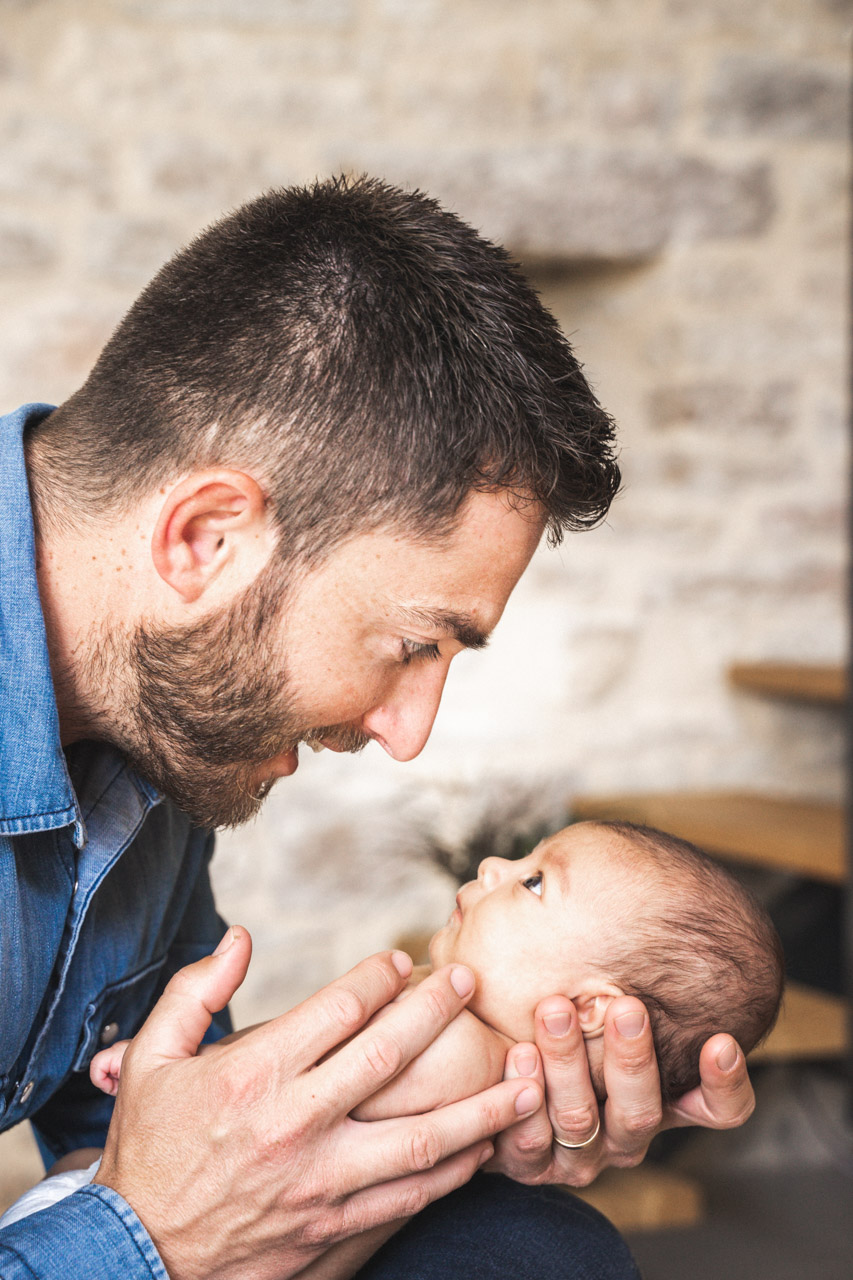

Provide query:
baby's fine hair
left=594, top=821, right=784, bottom=1104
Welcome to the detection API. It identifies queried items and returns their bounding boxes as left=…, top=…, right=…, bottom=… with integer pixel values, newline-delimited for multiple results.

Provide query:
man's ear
left=151, top=470, right=274, bottom=604
left=573, top=982, right=625, bottom=1041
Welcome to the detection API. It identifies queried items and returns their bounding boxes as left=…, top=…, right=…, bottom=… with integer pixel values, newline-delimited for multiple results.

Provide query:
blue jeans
left=355, top=1173, right=641, bottom=1279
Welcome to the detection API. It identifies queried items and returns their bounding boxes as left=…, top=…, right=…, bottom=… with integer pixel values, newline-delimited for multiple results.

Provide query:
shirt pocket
left=71, top=954, right=167, bottom=1073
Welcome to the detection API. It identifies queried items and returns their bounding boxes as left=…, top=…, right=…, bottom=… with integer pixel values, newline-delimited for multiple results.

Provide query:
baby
left=1, top=819, right=783, bottom=1231
left=88, top=818, right=783, bottom=1114
left=337, top=817, right=784, bottom=1120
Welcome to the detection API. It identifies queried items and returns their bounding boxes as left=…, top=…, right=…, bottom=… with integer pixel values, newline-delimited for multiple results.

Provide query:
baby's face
left=429, top=822, right=630, bottom=1041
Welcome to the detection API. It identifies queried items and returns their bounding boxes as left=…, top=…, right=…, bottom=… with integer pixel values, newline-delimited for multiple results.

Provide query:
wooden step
left=750, top=981, right=848, bottom=1063
left=571, top=791, right=846, bottom=885
left=574, top=1166, right=704, bottom=1232
left=728, top=661, right=847, bottom=705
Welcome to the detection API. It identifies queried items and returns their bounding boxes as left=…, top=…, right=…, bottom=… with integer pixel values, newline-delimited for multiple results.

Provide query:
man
left=0, top=176, right=754, bottom=1279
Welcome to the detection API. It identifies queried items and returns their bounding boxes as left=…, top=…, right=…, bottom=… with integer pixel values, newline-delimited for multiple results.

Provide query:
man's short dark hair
left=28, top=175, right=620, bottom=562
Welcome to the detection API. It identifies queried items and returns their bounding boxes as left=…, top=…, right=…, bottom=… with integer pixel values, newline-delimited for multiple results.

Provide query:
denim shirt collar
left=0, top=404, right=84, bottom=844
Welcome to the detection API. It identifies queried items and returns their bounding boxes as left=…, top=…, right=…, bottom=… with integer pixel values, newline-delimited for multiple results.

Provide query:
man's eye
left=401, top=639, right=441, bottom=665
left=522, top=872, right=543, bottom=897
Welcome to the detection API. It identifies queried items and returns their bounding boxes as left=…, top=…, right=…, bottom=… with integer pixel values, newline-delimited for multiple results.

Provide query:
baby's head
left=428, top=819, right=784, bottom=1102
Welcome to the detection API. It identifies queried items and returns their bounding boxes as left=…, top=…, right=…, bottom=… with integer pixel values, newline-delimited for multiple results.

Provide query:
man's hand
left=489, top=994, right=754, bottom=1187
left=94, top=928, right=542, bottom=1280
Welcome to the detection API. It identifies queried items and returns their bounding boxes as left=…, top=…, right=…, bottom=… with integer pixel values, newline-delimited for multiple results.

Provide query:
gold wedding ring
left=553, top=1117, right=601, bottom=1149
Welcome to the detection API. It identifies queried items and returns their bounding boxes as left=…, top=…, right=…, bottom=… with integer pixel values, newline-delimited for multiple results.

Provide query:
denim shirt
left=0, top=405, right=232, bottom=1278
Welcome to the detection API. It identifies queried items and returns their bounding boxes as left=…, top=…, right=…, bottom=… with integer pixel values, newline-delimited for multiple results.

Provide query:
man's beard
left=100, top=564, right=369, bottom=828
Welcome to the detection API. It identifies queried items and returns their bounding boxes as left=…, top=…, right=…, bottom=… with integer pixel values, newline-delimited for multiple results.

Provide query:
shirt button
left=100, top=1022, right=120, bottom=1047
left=19, top=1081, right=34, bottom=1104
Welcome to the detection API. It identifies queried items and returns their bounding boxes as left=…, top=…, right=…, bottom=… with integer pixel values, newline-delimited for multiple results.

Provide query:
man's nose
left=361, top=661, right=450, bottom=762
left=477, top=856, right=512, bottom=891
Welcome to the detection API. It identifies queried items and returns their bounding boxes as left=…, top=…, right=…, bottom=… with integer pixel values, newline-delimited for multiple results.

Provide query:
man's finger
left=332, top=1142, right=495, bottom=1242
left=312, top=963, right=478, bottom=1115
left=486, top=1040, right=554, bottom=1182
left=600, top=997, right=662, bottom=1162
left=341, top=1076, right=542, bottom=1188
left=534, top=997, right=601, bottom=1148
left=666, top=1034, right=755, bottom=1130
left=129, top=926, right=252, bottom=1067
left=248, top=950, right=413, bottom=1077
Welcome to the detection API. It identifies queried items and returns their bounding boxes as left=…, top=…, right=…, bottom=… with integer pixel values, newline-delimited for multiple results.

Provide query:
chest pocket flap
left=71, top=954, right=166, bottom=1073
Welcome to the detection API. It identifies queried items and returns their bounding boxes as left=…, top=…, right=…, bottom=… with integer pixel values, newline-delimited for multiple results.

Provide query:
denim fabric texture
left=355, top=1173, right=642, bottom=1280
left=0, top=405, right=230, bottom=1278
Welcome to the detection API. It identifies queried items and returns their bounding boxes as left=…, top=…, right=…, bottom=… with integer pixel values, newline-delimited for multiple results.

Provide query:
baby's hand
left=90, top=1039, right=132, bottom=1096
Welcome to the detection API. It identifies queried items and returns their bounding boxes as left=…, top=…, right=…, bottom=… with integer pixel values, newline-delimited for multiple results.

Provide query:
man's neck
left=33, top=522, right=120, bottom=745
left=26, top=450, right=144, bottom=746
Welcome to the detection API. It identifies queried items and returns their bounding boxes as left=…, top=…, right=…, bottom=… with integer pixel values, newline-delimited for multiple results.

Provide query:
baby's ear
left=573, top=983, right=624, bottom=1040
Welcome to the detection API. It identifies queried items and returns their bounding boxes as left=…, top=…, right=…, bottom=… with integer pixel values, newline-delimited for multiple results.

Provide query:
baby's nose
left=477, top=856, right=511, bottom=890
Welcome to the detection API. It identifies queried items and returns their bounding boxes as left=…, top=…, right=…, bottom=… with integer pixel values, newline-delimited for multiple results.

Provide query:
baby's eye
left=522, top=872, right=543, bottom=897
left=400, top=639, right=441, bottom=666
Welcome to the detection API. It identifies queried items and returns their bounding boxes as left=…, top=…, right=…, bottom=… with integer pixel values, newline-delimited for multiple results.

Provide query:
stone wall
left=0, top=0, right=849, bottom=1032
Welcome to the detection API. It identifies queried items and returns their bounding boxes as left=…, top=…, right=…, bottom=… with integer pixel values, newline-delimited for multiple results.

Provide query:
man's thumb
left=130, top=926, right=252, bottom=1066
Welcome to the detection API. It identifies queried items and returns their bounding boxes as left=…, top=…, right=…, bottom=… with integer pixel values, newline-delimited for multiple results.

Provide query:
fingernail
left=615, top=1011, right=645, bottom=1039
left=213, top=928, right=234, bottom=956
left=716, top=1041, right=739, bottom=1072
left=450, top=966, right=475, bottom=998
left=543, top=1010, right=571, bottom=1038
left=478, top=1144, right=494, bottom=1168
left=514, top=1050, right=537, bottom=1076
left=515, top=1086, right=540, bottom=1116
left=391, top=950, right=413, bottom=977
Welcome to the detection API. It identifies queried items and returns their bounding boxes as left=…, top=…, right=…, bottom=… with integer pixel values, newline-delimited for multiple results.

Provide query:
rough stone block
left=330, top=145, right=673, bottom=262
left=85, top=216, right=182, bottom=286
left=0, top=300, right=122, bottom=407
left=332, top=145, right=778, bottom=262
left=678, top=258, right=766, bottom=307
left=707, top=55, right=850, bottom=140
left=118, top=0, right=356, bottom=24
left=133, top=134, right=287, bottom=210
left=0, top=117, right=110, bottom=200
left=670, top=157, right=775, bottom=240
left=647, top=380, right=797, bottom=434
left=586, top=71, right=680, bottom=133
left=0, top=216, right=56, bottom=273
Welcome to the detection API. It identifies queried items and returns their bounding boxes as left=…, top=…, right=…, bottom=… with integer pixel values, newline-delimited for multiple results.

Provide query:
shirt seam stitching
left=80, top=1187, right=161, bottom=1277
left=0, top=806, right=76, bottom=822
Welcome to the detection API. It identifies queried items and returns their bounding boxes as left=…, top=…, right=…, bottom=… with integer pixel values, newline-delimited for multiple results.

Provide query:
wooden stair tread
left=571, top=791, right=845, bottom=884
left=750, top=981, right=848, bottom=1062
left=573, top=1167, right=703, bottom=1232
left=728, top=661, right=847, bottom=705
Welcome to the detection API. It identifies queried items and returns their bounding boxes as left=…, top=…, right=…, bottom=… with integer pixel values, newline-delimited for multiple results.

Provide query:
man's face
left=428, top=824, right=631, bottom=1042
left=121, top=489, right=544, bottom=828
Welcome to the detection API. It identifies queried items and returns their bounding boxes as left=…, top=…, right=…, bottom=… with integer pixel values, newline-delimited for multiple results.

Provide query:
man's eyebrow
left=393, top=605, right=490, bottom=650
